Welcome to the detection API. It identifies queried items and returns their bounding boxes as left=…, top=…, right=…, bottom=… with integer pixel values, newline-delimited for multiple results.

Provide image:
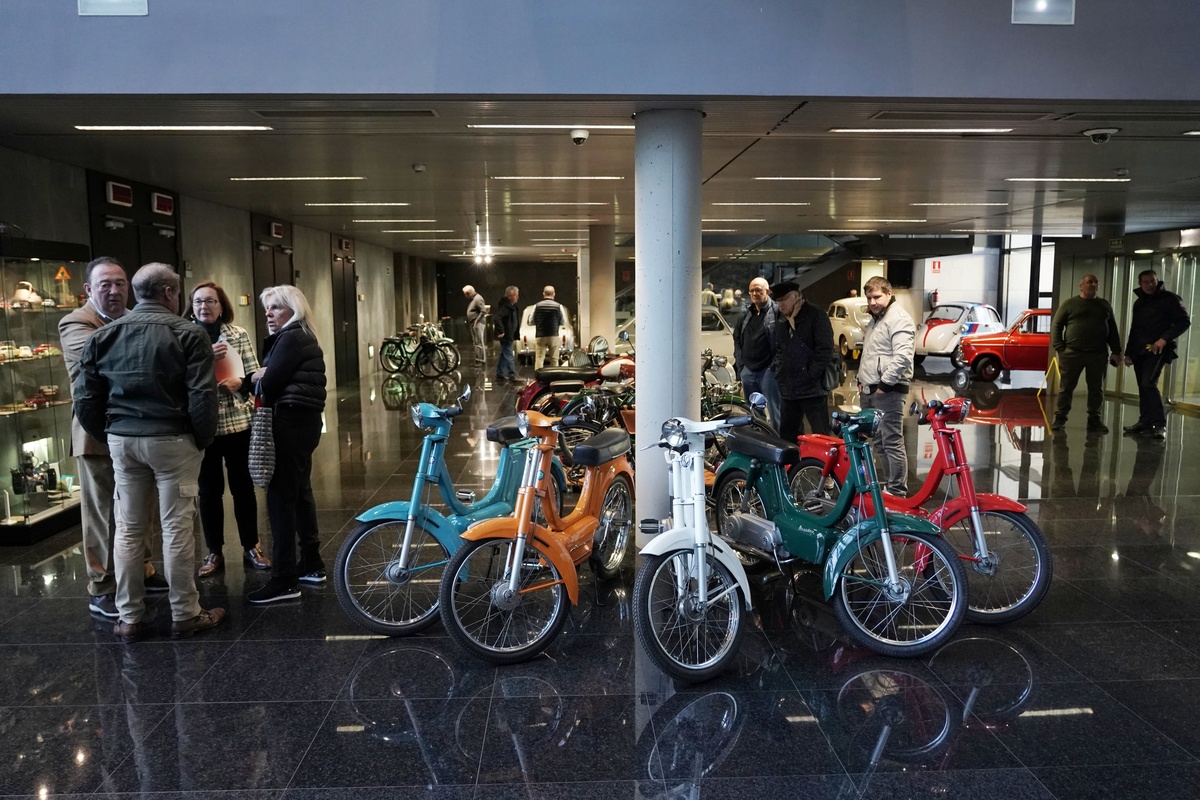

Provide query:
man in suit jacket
left=59, top=257, right=165, bottom=619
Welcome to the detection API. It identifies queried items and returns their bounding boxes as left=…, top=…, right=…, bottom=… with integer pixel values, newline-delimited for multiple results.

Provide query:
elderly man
left=770, top=281, right=835, bottom=440
left=74, top=263, right=224, bottom=641
left=462, top=284, right=487, bottom=370
left=1050, top=274, right=1122, bottom=433
left=59, top=257, right=167, bottom=619
left=494, top=285, right=520, bottom=383
left=857, top=276, right=915, bottom=496
left=532, top=285, right=564, bottom=369
left=732, top=277, right=781, bottom=426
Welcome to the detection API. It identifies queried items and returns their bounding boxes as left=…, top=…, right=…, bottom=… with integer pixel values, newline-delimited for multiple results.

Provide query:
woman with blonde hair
left=248, top=285, right=327, bottom=604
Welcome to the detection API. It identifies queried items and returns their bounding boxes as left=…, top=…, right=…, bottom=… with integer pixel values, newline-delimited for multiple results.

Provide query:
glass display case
left=0, top=238, right=90, bottom=543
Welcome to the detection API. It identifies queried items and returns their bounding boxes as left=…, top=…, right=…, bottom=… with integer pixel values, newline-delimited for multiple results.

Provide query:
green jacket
left=1051, top=296, right=1121, bottom=355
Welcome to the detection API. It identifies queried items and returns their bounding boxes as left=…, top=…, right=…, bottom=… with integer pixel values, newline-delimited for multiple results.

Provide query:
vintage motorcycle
left=333, top=386, right=566, bottom=636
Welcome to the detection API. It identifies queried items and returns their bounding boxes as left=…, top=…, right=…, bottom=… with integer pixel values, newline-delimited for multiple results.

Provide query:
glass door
left=1164, top=252, right=1199, bottom=409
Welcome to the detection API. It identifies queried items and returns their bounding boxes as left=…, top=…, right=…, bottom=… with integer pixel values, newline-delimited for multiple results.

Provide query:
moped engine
left=719, top=512, right=792, bottom=561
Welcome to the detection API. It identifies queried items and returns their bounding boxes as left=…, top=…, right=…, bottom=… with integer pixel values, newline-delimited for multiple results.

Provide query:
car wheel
left=976, top=355, right=1002, bottom=382
left=951, top=368, right=971, bottom=392
left=839, top=337, right=849, bottom=358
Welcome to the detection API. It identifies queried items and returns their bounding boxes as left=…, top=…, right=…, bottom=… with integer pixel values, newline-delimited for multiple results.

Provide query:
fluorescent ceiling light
left=532, top=243, right=581, bottom=248
left=1134, top=249, right=1155, bottom=254
left=467, top=124, right=634, bottom=130
left=911, top=202, right=1010, bottom=207
left=848, top=218, right=926, bottom=223
left=702, top=229, right=736, bottom=233
left=703, top=218, right=764, bottom=223
left=1005, top=177, right=1131, bottom=183
left=75, top=125, right=272, bottom=131
left=757, top=176, right=880, bottom=181
left=518, top=218, right=598, bottom=222
left=381, top=229, right=454, bottom=233
left=810, top=229, right=875, bottom=233
left=525, top=229, right=588, bottom=233
left=830, top=127, right=1012, bottom=134
left=952, top=228, right=1018, bottom=233
left=530, top=238, right=587, bottom=242
left=410, top=238, right=467, bottom=242
left=352, top=219, right=436, bottom=223
left=230, top=176, right=363, bottom=182
left=305, top=202, right=410, bottom=207
left=711, top=202, right=810, bottom=206
left=1184, top=131, right=1200, bottom=136
left=492, top=176, right=623, bottom=181
left=509, top=202, right=609, bottom=207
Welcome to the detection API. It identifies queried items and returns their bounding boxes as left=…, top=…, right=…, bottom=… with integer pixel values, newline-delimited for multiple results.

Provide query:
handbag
left=820, top=354, right=844, bottom=393
left=247, top=387, right=275, bottom=488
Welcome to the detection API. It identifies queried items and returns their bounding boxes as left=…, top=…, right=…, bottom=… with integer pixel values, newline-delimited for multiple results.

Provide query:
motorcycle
left=792, top=397, right=1052, bottom=624
left=515, top=330, right=635, bottom=415
left=333, top=385, right=566, bottom=636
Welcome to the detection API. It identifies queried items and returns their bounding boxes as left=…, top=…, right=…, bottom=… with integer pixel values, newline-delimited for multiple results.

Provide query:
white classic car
left=915, top=302, right=1004, bottom=366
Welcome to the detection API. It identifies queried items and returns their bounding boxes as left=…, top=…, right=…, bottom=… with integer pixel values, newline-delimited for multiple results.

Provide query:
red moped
left=792, top=397, right=1051, bottom=624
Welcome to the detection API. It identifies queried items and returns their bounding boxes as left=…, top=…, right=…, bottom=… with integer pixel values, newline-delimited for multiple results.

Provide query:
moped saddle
left=571, top=428, right=631, bottom=467
left=535, top=366, right=601, bottom=383
left=723, top=427, right=799, bottom=466
left=486, top=416, right=525, bottom=445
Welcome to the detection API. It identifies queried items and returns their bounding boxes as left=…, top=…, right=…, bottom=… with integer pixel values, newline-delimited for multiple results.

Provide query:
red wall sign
left=270, top=222, right=285, bottom=239
left=151, top=192, right=174, bottom=216
left=106, top=181, right=134, bottom=207
left=932, top=260, right=942, bottom=274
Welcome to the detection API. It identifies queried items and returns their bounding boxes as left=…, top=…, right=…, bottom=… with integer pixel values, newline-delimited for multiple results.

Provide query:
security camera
left=1083, top=127, right=1119, bottom=145
left=570, top=128, right=589, bottom=146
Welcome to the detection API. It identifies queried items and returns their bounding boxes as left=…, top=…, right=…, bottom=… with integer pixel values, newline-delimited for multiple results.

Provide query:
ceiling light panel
left=467, top=124, right=635, bottom=130
left=1005, top=178, right=1131, bottom=182
left=492, top=176, right=624, bottom=180
left=829, top=127, right=1012, bottom=134
left=711, top=202, right=811, bottom=206
left=756, top=176, right=881, bottom=181
left=304, top=202, right=410, bottom=207
left=230, top=176, right=363, bottom=181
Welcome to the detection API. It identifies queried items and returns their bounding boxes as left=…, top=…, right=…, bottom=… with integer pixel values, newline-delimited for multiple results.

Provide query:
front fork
left=502, top=445, right=544, bottom=593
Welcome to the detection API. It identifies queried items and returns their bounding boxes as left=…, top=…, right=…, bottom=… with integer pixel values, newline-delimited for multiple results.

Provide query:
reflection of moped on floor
left=334, top=386, right=566, bottom=635
left=639, top=691, right=746, bottom=800
left=439, top=409, right=634, bottom=664
left=792, top=397, right=1052, bottom=624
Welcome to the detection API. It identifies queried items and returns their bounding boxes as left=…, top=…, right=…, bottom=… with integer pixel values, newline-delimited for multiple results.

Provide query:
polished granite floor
left=2, top=359, right=1199, bottom=799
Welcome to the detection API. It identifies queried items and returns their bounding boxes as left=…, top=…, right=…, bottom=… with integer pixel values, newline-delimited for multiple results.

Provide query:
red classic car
left=955, top=309, right=1051, bottom=382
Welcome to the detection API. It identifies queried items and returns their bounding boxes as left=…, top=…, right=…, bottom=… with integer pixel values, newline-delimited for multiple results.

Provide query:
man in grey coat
left=856, top=276, right=915, bottom=496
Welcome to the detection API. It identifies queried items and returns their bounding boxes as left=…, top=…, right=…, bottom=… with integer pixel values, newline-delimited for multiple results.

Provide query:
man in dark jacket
left=733, top=277, right=781, bottom=426
left=1050, top=274, right=1122, bottom=433
left=1123, top=269, right=1191, bottom=439
left=494, top=285, right=520, bottom=382
left=770, top=281, right=835, bottom=441
left=74, top=262, right=223, bottom=642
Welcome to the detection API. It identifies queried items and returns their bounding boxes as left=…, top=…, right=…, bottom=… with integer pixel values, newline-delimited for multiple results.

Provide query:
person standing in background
left=60, top=257, right=169, bottom=619
left=532, top=285, right=563, bottom=369
left=1123, top=269, right=1191, bottom=439
left=494, top=285, right=520, bottom=383
left=1050, top=274, right=1122, bottom=433
left=856, top=276, right=915, bottom=496
left=732, top=277, right=781, bottom=427
left=463, top=285, right=487, bottom=370
left=701, top=282, right=718, bottom=307
left=770, top=282, right=834, bottom=439
left=187, top=281, right=271, bottom=578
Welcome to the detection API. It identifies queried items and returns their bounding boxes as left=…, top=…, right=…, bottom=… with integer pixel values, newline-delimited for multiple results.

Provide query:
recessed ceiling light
left=756, top=176, right=880, bottom=182
left=848, top=218, right=927, bottom=224
left=1134, top=248, right=1155, bottom=254
left=703, top=218, right=764, bottom=223
left=518, top=218, right=598, bottom=222
left=380, top=229, right=454, bottom=233
left=509, top=202, right=609, bottom=206
left=409, top=238, right=468, bottom=242
left=702, top=229, right=737, bottom=233
left=525, top=229, right=589, bottom=233
left=492, top=176, right=624, bottom=181
left=1005, top=177, right=1131, bottom=183
left=75, top=125, right=273, bottom=131
left=829, top=127, right=1012, bottom=134
left=467, top=124, right=634, bottom=130
left=230, top=176, right=363, bottom=181
left=351, top=219, right=437, bottom=223
left=711, top=202, right=811, bottom=206
left=910, top=202, right=1010, bottom=207
left=532, top=243, right=582, bottom=247
left=304, top=202, right=411, bottom=207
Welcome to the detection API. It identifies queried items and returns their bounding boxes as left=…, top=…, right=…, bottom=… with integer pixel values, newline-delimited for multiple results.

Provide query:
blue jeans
left=740, top=366, right=781, bottom=429
left=496, top=338, right=516, bottom=379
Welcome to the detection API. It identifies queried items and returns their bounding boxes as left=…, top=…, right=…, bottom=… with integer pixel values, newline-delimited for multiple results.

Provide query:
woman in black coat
left=247, top=285, right=328, bottom=604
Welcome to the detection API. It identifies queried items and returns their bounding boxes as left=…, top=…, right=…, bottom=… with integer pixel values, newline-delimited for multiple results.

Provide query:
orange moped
left=438, top=409, right=635, bottom=664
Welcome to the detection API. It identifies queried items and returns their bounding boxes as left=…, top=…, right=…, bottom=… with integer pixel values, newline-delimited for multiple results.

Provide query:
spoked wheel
left=712, top=469, right=766, bottom=534
left=593, top=474, right=633, bottom=578
left=789, top=458, right=859, bottom=532
left=836, top=668, right=958, bottom=769
left=415, top=343, right=451, bottom=378
left=942, top=510, right=1052, bottom=624
left=379, top=343, right=403, bottom=373
left=439, top=537, right=570, bottom=664
left=437, top=341, right=461, bottom=372
left=832, top=530, right=967, bottom=658
left=633, top=549, right=746, bottom=683
left=334, top=519, right=452, bottom=635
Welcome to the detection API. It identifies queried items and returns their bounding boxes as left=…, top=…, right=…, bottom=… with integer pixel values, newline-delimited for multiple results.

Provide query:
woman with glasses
left=187, top=281, right=271, bottom=578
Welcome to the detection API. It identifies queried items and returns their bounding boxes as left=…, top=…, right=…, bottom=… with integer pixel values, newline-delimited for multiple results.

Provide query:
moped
left=438, top=408, right=635, bottom=664
left=792, top=397, right=1052, bottom=624
left=516, top=331, right=635, bottom=415
left=711, top=406, right=968, bottom=661
left=333, top=386, right=566, bottom=636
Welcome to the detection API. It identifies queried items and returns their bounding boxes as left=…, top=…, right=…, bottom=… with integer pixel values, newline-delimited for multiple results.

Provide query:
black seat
left=535, top=366, right=601, bottom=383
left=486, top=416, right=524, bottom=445
left=723, top=427, right=799, bottom=466
left=571, top=427, right=631, bottom=467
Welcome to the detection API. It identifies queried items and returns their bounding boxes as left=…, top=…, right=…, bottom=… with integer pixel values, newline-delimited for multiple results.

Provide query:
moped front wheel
left=593, top=474, right=634, bottom=578
left=439, top=537, right=570, bottom=665
left=334, top=519, right=451, bottom=636
left=633, top=549, right=746, bottom=683
left=832, top=530, right=967, bottom=658
left=944, top=510, right=1052, bottom=625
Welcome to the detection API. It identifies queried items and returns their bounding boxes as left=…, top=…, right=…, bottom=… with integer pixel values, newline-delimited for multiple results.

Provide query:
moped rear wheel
left=633, top=548, right=746, bottom=683
left=712, top=469, right=766, bottom=530
left=593, top=474, right=633, bottom=578
left=832, top=529, right=967, bottom=658
left=943, top=510, right=1052, bottom=624
left=334, top=519, right=451, bottom=635
left=439, top=537, right=570, bottom=665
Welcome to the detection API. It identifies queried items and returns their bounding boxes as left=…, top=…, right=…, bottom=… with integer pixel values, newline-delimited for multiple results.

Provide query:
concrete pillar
left=634, top=108, right=703, bottom=531
left=577, top=245, right=591, bottom=344
left=588, top=224, right=617, bottom=345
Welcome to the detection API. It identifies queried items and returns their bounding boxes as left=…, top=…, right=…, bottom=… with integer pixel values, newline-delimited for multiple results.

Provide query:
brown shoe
left=113, top=619, right=152, bottom=642
left=244, top=545, right=272, bottom=571
left=197, top=552, right=224, bottom=578
left=170, top=608, right=227, bottom=639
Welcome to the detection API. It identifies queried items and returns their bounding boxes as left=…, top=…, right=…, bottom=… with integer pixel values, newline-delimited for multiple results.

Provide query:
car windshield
left=927, top=306, right=966, bottom=323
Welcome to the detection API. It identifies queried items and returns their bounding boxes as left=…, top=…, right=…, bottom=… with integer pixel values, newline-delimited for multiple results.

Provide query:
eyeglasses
left=192, top=298, right=220, bottom=308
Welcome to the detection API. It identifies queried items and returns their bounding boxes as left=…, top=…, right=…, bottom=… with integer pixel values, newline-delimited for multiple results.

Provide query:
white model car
left=613, top=304, right=734, bottom=362
left=915, top=302, right=1004, bottom=366
left=518, top=302, right=574, bottom=365
left=827, top=298, right=871, bottom=360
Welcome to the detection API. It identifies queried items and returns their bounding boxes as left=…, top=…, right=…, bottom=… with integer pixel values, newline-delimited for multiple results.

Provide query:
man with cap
left=769, top=281, right=835, bottom=440
left=857, top=276, right=915, bottom=496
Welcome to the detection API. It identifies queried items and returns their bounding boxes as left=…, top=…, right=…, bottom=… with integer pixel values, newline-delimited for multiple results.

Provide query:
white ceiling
left=4, top=95, right=1200, bottom=263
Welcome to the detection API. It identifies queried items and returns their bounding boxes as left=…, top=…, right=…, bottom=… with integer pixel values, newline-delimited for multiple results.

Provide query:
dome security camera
left=1083, top=127, right=1120, bottom=144
left=570, top=128, right=589, bottom=146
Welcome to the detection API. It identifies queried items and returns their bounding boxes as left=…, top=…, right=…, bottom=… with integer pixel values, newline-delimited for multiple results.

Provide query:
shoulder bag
left=247, top=385, right=275, bottom=488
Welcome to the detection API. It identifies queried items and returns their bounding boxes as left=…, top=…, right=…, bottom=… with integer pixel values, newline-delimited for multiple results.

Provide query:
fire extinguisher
left=928, top=288, right=939, bottom=309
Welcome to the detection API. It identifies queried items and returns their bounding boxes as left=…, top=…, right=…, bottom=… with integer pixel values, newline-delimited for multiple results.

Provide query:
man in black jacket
left=733, top=277, right=781, bottom=426
left=494, top=285, right=520, bottom=382
left=770, top=281, right=835, bottom=440
left=74, top=263, right=224, bottom=642
left=1123, top=269, right=1191, bottom=439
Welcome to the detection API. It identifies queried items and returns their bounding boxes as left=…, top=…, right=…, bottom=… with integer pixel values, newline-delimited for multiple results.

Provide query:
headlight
left=714, top=355, right=728, bottom=368
left=661, top=418, right=687, bottom=450
left=516, top=411, right=531, bottom=438
left=409, top=405, right=424, bottom=429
